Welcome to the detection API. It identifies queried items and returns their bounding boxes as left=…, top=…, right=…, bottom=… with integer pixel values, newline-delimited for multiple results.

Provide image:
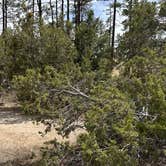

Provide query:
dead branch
left=50, top=86, right=96, bottom=102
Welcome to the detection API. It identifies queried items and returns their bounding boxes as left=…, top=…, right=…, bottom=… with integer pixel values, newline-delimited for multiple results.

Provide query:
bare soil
left=0, top=92, right=84, bottom=165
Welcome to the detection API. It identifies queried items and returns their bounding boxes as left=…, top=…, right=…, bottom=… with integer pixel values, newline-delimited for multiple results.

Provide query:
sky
left=0, top=0, right=160, bottom=35
left=92, top=0, right=159, bottom=35
left=92, top=0, right=125, bottom=35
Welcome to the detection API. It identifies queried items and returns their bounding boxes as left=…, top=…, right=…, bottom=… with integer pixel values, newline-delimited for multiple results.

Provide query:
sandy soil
left=0, top=92, right=84, bottom=165
left=0, top=64, right=121, bottom=165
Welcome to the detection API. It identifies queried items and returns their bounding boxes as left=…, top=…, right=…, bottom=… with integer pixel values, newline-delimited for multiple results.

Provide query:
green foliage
left=0, top=0, right=166, bottom=165
left=13, top=66, right=68, bottom=114
left=39, top=26, right=76, bottom=71
left=0, top=25, right=76, bottom=82
left=119, top=1, right=159, bottom=58
left=80, top=84, right=138, bottom=166
left=117, top=50, right=166, bottom=164
left=75, top=10, right=111, bottom=70
left=159, top=1, right=166, bottom=17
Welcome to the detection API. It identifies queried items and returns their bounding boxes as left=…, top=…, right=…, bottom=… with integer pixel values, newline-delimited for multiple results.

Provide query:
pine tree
left=61, top=0, right=64, bottom=26
left=111, top=0, right=117, bottom=59
left=32, top=0, right=35, bottom=16
left=67, top=0, right=70, bottom=22
left=37, top=0, right=42, bottom=25
left=119, top=0, right=159, bottom=58
left=49, top=0, right=54, bottom=25
left=55, top=0, right=58, bottom=26
left=2, top=0, right=7, bottom=32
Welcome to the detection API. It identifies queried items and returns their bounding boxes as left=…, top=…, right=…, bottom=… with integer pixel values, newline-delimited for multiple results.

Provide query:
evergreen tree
left=111, top=0, right=117, bottom=59
left=2, top=0, right=7, bottom=32
left=0, top=0, right=166, bottom=165
left=118, top=0, right=159, bottom=58
left=37, top=0, right=42, bottom=25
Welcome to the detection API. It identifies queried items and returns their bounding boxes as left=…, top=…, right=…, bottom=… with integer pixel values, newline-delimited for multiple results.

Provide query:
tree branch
left=50, top=86, right=96, bottom=102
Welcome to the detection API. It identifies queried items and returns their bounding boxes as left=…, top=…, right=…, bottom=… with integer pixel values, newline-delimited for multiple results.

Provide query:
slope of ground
left=0, top=92, right=84, bottom=165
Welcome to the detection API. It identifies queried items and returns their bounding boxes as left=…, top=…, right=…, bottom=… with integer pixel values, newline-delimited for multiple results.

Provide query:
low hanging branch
left=50, top=85, right=96, bottom=102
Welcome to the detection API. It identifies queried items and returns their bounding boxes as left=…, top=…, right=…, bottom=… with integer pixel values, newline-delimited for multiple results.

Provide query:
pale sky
left=0, top=0, right=160, bottom=36
left=92, top=0, right=159, bottom=35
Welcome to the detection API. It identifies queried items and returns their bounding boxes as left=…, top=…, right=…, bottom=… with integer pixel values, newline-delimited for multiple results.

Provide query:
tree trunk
left=109, top=6, right=112, bottom=46
left=129, top=0, right=133, bottom=32
left=2, top=0, right=7, bottom=33
left=111, top=0, right=117, bottom=59
left=56, top=0, right=58, bottom=27
left=61, top=0, right=64, bottom=26
left=128, top=0, right=133, bottom=58
left=37, top=0, right=42, bottom=25
left=67, top=0, right=70, bottom=22
left=74, top=0, right=81, bottom=27
left=77, top=0, right=81, bottom=26
left=32, top=0, right=35, bottom=16
left=74, top=0, right=77, bottom=27
left=50, top=0, right=54, bottom=25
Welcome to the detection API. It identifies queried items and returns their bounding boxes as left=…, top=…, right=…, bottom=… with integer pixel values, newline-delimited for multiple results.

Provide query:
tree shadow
left=0, top=107, right=35, bottom=124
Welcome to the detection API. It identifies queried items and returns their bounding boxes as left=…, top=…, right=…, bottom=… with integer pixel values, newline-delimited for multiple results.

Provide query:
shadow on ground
left=0, top=107, right=33, bottom=125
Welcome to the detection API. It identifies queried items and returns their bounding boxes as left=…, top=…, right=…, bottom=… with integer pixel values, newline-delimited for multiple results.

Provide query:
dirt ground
left=0, top=92, right=84, bottom=165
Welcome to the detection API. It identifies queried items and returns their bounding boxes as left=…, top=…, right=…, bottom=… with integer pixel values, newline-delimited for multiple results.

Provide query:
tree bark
left=128, top=0, right=134, bottom=58
left=74, top=0, right=81, bottom=27
left=109, top=6, right=112, bottom=46
left=37, top=0, right=42, bottom=25
left=74, top=0, right=77, bottom=27
left=32, top=0, right=35, bottom=16
left=2, top=0, right=7, bottom=33
left=111, top=0, right=117, bottom=59
left=50, top=0, right=54, bottom=25
left=55, top=0, right=58, bottom=27
left=77, top=0, right=81, bottom=26
left=129, top=0, right=133, bottom=32
left=67, top=0, right=70, bottom=22
left=61, top=0, right=64, bottom=26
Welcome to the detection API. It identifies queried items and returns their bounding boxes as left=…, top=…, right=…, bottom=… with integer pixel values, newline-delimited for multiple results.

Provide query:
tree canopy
left=0, top=0, right=165, bottom=165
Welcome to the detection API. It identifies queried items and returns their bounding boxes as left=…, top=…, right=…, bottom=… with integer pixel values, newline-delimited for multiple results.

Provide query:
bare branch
left=50, top=86, right=96, bottom=102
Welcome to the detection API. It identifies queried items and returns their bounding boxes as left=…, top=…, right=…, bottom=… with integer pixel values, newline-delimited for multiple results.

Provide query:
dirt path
left=0, top=108, right=60, bottom=164
left=0, top=93, right=84, bottom=165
